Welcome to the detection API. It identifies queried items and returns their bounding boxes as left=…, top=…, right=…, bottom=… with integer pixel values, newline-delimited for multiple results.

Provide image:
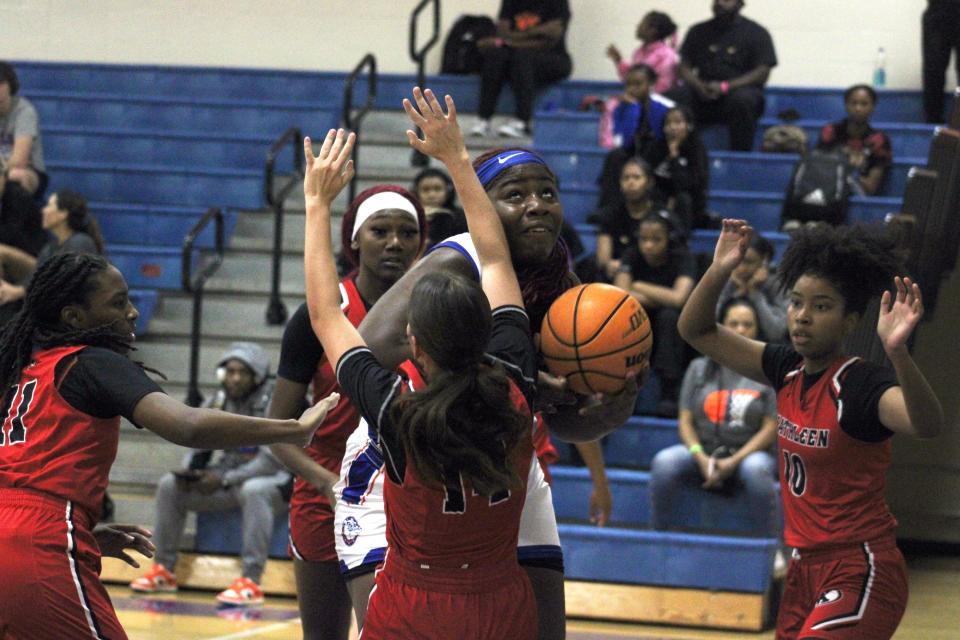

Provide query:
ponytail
left=391, top=361, right=526, bottom=496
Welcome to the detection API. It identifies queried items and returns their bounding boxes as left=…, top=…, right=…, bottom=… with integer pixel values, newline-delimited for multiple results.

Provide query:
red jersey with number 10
left=0, top=345, right=119, bottom=522
left=383, top=359, right=534, bottom=570
left=776, top=356, right=897, bottom=549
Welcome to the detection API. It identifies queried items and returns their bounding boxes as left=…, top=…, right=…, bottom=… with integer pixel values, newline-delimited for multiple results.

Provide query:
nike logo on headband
left=498, top=152, right=523, bottom=164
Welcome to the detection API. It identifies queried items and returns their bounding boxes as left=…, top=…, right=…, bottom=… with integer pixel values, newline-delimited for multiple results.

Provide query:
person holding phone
left=716, top=232, right=787, bottom=342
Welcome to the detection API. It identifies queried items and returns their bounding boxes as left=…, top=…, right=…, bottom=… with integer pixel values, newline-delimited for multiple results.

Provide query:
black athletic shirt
left=762, top=343, right=897, bottom=442
left=53, top=346, right=163, bottom=422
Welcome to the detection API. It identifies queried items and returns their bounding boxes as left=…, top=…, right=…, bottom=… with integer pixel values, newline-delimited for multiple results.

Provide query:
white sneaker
left=469, top=119, right=491, bottom=137
left=773, top=548, right=789, bottom=578
left=497, top=119, right=528, bottom=138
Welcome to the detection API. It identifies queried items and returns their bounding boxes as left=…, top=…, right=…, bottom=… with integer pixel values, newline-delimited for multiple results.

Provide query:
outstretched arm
left=678, top=219, right=768, bottom=384
left=301, top=129, right=365, bottom=368
left=876, top=277, right=943, bottom=439
left=403, top=87, right=522, bottom=310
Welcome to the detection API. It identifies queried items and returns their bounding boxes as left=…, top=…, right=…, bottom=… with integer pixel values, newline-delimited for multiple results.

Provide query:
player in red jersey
left=301, top=91, right=539, bottom=638
left=268, top=185, right=425, bottom=639
left=0, top=253, right=338, bottom=640
left=679, top=220, right=943, bottom=639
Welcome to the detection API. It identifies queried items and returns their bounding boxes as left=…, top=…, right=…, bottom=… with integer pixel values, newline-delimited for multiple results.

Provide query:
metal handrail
left=409, top=0, right=441, bottom=167
left=263, top=126, right=304, bottom=325
left=181, top=207, right=225, bottom=407
left=342, top=54, right=378, bottom=203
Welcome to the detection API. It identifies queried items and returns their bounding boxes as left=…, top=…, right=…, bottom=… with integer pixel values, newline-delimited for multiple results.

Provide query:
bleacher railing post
left=263, top=127, right=304, bottom=326
left=343, top=54, right=378, bottom=204
left=408, top=0, right=440, bottom=167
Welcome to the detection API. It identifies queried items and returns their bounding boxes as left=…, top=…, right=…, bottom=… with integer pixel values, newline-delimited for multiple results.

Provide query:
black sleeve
left=838, top=361, right=897, bottom=442
left=679, top=23, right=704, bottom=66
left=761, top=343, right=802, bottom=391
left=749, top=23, right=778, bottom=68
left=335, top=347, right=407, bottom=481
left=57, top=347, right=164, bottom=422
left=676, top=250, right=697, bottom=280
left=486, top=306, right=538, bottom=402
left=498, top=0, right=516, bottom=21
left=276, top=303, right=325, bottom=384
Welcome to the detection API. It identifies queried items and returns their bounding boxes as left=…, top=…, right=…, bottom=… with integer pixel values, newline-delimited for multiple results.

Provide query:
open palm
left=713, top=219, right=753, bottom=272
left=877, top=276, right=924, bottom=353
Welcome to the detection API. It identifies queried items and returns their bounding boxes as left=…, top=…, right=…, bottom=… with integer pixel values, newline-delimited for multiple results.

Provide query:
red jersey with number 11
left=0, top=345, right=119, bottom=521
left=775, top=356, right=898, bottom=549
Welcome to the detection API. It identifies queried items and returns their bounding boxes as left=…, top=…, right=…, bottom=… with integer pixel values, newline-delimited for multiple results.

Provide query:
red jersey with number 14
left=776, top=356, right=897, bottom=549
left=0, top=345, right=119, bottom=521
left=383, top=359, right=534, bottom=570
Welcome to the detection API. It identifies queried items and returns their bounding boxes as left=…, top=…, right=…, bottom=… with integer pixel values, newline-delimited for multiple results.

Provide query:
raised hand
left=713, top=219, right=753, bottom=274
left=402, top=87, right=467, bottom=164
left=297, top=392, right=341, bottom=447
left=877, top=276, right=924, bottom=355
left=303, top=129, right=356, bottom=209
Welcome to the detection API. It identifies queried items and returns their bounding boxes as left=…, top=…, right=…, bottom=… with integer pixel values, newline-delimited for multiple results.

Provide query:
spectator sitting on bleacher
left=642, top=105, right=711, bottom=232
left=0, top=189, right=103, bottom=327
left=131, top=342, right=290, bottom=607
left=599, top=64, right=674, bottom=152
left=716, top=232, right=787, bottom=341
left=650, top=296, right=778, bottom=534
left=0, top=62, right=47, bottom=197
left=0, top=169, right=45, bottom=265
left=671, top=0, right=777, bottom=152
left=591, top=158, right=664, bottom=281
left=606, top=10, right=679, bottom=94
left=412, top=168, right=467, bottom=250
left=613, top=210, right=695, bottom=417
left=816, top=84, right=893, bottom=196
left=470, top=0, right=573, bottom=138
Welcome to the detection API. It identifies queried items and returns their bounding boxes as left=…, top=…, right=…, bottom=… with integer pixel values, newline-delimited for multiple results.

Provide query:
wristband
left=688, top=443, right=704, bottom=456
left=719, top=81, right=730, bottom=95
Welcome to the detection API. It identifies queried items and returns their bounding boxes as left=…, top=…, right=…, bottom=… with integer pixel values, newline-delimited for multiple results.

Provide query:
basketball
left=539, top=283, right=652, bottom=396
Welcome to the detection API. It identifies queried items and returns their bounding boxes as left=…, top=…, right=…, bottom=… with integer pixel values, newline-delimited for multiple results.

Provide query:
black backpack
left=781, top=150, right=853, bottom=227
left=441, top=15, right=497, bottom=75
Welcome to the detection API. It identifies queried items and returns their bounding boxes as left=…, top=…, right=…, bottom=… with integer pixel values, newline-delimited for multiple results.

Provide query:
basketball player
left=334, top=111, right=639, bottom=640
left=678, top=219, right=943, bottom=639
left=268, top=185, right=425, bottom=640
left=301, top=96, right=537, bottom=638
left=0, top=252, right=337, bottom=639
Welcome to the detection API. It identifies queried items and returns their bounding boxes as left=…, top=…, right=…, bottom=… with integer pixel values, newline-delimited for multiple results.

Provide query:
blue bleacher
left=551, top=466, right=780, bottom=536
left=560, top=524, right=777, bottom=592
left=95, top=203, right=237, bottom=248
left=194, top=511, right=290, bottom=559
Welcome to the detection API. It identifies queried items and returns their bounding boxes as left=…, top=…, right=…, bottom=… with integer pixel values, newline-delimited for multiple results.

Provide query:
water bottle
left=872, top=47, right=886, bottom=89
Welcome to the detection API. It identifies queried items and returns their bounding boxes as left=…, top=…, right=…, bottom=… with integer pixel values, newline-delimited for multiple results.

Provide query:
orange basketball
left=540, top=283, right=652, bottom=396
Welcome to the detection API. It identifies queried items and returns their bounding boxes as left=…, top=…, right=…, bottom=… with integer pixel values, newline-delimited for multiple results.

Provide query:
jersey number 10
left=1, top=380, right=38, bottom=446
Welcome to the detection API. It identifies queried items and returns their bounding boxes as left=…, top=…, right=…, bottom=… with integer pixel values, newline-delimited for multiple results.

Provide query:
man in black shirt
left=671, top=0, right=777, bottom=151
left=922, top=0, right=960, bottom=123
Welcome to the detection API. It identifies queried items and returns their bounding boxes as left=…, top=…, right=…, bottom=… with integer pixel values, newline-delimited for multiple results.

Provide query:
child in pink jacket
left=607, top=10, right=679, bottom=94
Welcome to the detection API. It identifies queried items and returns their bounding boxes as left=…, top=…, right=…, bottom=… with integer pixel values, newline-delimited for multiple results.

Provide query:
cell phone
left=172, top=470, right=203, bottom=481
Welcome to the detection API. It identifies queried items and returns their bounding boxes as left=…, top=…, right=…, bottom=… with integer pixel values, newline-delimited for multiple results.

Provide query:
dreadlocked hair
left=472, top=147, right=572, bottom=329
left=389, top=272, right=527, bottom=497
left=777, top=223, right=899, bottom=316
left=0, top=253, right=141, bottom=392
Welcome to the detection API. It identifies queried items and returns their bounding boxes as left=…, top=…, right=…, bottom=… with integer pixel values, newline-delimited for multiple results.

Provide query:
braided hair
left=472, top=147, right=572, bottom=328
left=0, top=253, right=138, bottom=391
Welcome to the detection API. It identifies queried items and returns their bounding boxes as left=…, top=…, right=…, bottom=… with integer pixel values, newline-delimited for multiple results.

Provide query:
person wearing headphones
left=0, top=61, right=46, bottom=197
left=613, top=210, right=695, bottom=416
left=131, top=342, right=291, bottom=606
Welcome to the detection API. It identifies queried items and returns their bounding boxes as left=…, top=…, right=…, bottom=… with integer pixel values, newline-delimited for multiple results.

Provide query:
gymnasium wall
left=2, top=0, right=951, bottom=91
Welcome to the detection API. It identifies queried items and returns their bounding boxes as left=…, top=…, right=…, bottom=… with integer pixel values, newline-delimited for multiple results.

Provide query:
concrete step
left=147, top=291, right=304, bottom=341
left=231, top=207, right=343, bottom=253
left=200, top=250, right=305, bottom=296
left=135, top=336, right=281, bottom=387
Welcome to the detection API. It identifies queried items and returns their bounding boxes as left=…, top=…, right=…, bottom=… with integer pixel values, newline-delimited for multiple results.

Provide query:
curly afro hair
left=777, top=223, right=900, bottom=315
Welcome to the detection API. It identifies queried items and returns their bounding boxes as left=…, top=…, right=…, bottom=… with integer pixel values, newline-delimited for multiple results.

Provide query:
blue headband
left=475, top=150, right=548, bottom=188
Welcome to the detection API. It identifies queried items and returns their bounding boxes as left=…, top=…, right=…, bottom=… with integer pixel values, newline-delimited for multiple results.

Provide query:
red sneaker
left=129, top=564, right=178, bottom=593
left=216, top=577, right=264, bottom=606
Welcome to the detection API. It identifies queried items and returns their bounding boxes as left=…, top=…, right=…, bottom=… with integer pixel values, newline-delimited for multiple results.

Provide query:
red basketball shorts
left=288, top=496, right=337, bottom=563
left=0, top=488, right=127, bottom=640
left=776, top=536, right=908, bottom=639
left=360, top=551, right=537, bottom=640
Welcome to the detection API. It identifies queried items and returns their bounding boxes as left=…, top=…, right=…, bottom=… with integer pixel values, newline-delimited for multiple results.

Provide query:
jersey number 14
left=2, top=380, right=38, bottom=446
